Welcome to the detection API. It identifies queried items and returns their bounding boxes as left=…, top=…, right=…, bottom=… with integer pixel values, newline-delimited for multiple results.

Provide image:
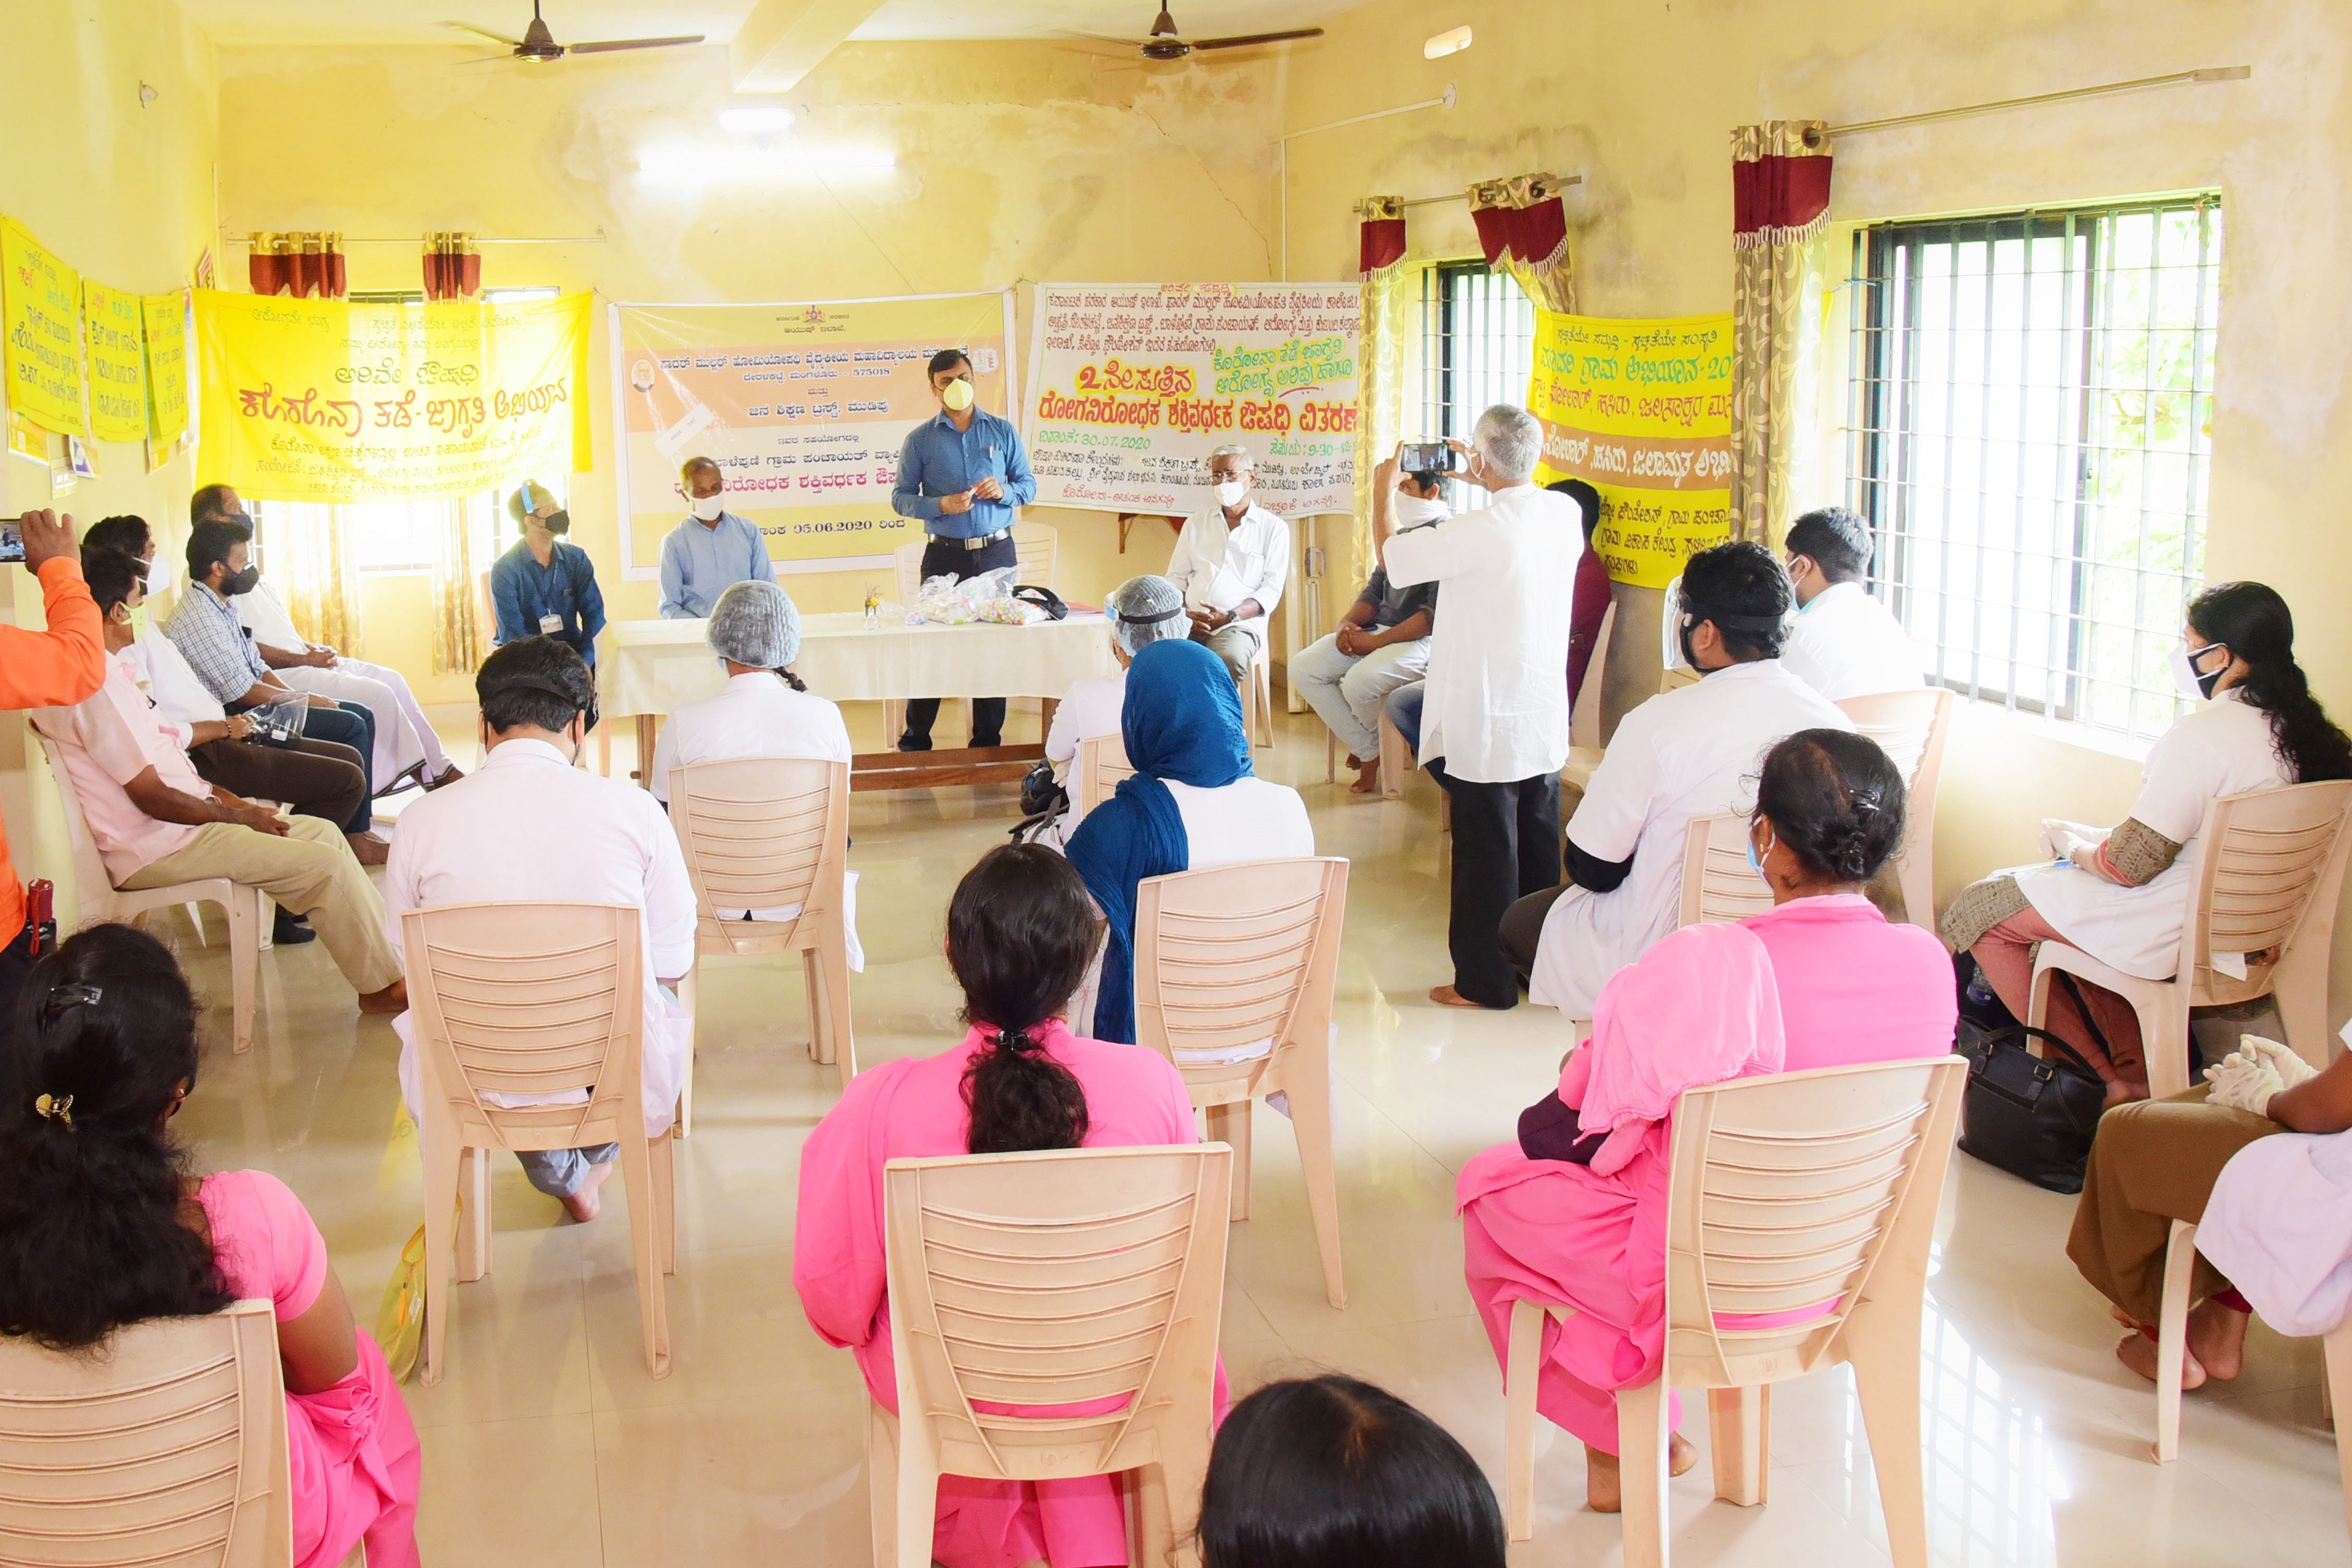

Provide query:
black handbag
left=1955, top=981, right=2110, bottom=1194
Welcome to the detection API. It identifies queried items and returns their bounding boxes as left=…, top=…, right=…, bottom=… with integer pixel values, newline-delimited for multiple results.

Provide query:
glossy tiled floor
left=163, top=704, right=2347, bottom=1567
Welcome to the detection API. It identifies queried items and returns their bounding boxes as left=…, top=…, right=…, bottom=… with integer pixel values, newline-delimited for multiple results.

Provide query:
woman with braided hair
left=0, top=924, right=421, bottom=1567
left=1459, top=728, right=1954, bottom=1512
left=793, top=843, right=1219, bottom=1568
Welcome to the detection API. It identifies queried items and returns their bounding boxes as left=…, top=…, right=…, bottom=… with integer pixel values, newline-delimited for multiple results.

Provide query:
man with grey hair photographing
left=1384, top=404, right=1585, bottom=1009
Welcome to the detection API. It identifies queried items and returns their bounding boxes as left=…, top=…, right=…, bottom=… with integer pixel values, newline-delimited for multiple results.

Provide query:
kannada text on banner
left=1024, top=283, right=1362, bottom=518
left=142, top=290, right=189, bottom=447
left=611, top=291, right=1014, bottom=572
left=3, top=219, right=86, bottom=437
left=82, top=280, right=147, bottom=445
left=194, top=291, right=591, bottom=503
left=1527, top=309, right=1734, bottom=587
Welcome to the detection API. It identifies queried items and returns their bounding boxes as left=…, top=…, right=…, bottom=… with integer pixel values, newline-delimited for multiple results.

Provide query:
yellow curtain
left=262, top=501, right=364, bottom=653
left=1729, top=121, right=1832, bottom=552
left=430, top=494, right=494, bottom=676
left=1351, top=259, right=1411, bottom=571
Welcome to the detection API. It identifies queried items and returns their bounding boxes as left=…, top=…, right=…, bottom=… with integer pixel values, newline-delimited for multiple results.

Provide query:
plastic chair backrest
left=36, top=737, right=124, bottom=919
left=401, top=901, right=644, bottom=1153
left=1662, top=1056, right=1964, bottom=1390
left=883, top=1144, right=1231, bottom=1479
left=0, top=1298, right=292, bottom=1567
left=1570, top=601, right=1616, bottom=751
left=1132, top=858, right=1348, bottom=1092
left=2180, top=780, right=2352, bottom=992
left=1834, top=687, right=1952, bottom=791
left=893, top=538, right=926, bottom=607
left=1012, top=520, right=1059, bottom=590
left=1678, top=813, right=1775, bottom=927
left=1072, top=733, right=1135, bottom=824
left=667, top=756, right=849, bottom=953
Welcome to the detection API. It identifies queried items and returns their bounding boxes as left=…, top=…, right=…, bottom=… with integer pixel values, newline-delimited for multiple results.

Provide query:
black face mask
left=220, top=564, right=261, bottom=597
left=1677, top=618, right=1701, bottom=672
left=541, top=510, right=571, bottom=536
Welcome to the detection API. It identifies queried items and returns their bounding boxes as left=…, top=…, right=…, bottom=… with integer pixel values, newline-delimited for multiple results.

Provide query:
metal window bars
left=1418, top=263, right=1537, bottom=511
left=1846, top=198, right=2221, bottom=742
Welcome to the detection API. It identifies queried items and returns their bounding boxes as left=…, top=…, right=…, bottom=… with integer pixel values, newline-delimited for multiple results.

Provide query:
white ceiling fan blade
left=568, top=35, right=707, bottom=54
left=444, top=21, right=522, bottom=47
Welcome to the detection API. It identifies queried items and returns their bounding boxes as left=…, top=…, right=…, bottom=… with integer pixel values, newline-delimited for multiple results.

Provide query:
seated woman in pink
left=0, top=924, right=420, bottom=1568
left=794, top=843, right=1215, bottom=1568
left=1459, top=729, right=1957, bottom=1512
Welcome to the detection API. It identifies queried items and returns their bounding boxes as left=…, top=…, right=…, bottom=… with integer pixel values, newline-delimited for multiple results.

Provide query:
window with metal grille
left=1846, top=198, right=2222, bottom=742
left=1418, top=263, right=1535, bottom=511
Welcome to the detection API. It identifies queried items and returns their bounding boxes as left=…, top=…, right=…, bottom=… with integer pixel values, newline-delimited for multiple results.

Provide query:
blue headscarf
left=1065, top=639, right=1253, bottom=1042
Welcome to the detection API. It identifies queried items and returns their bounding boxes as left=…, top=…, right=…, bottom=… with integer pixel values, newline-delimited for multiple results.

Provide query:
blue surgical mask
left=1745, top=823, right=1773, bottom=875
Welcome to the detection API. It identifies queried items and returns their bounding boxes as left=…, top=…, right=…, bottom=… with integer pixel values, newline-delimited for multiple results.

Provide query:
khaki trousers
left=121, top=816, right=401, bottom=994
left=2066, top=1086, right=2280, bottom=1324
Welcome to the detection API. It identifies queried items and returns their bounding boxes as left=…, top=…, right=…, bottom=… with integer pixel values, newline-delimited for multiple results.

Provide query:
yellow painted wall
left=0, top=0, right=219, bottom=927
left=1283, top=0, right=2352, bottom=1021
left=214, top=41, right=1288, bottom=706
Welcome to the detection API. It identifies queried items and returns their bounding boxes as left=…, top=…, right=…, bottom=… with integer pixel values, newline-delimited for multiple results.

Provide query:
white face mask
left=140, top=554, right=173, bottom=597
left=1215, top=478, right=1248, bottom=509
left=1394, top=495, right=1448, bottom=528
left=1660, top=576, right=1694, bottom=672
left=690, top=493, right=726, bottom=522
left=2170, top=641, right=2227, bottom=702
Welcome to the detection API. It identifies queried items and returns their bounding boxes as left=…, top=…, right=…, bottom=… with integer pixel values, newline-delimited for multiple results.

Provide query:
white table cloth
left=599, top=610, right=1121, bottom=718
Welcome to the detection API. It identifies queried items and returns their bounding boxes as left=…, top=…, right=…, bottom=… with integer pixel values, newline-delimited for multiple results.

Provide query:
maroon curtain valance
left=1467, top=174, right=1573, bottom=270
left=422, top=232, right=482, bottom=301
left=1732, top=140, right=1833, bottom=249
left=248, top=232, right=347, bottom=299
left=1358, top=196, right=1406, bottom=273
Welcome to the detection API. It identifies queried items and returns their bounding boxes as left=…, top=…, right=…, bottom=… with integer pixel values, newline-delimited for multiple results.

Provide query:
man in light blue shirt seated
left=888, top=347, right=1038, bottom=750
left=658, top=457, right=776, bottom=618
left=493, top=481, right=607, bottom=665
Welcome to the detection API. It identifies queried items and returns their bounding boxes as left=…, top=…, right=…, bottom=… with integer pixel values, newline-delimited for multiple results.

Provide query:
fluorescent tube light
left=1424, top=26, right=1473, bottom=59
left=718, top=102, right=796, bottom=133
left=636, top=145, right=896, bottom=176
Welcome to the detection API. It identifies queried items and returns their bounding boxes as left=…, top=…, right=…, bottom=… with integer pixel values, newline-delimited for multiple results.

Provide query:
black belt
left=928, top=527, right=1012, bottom=552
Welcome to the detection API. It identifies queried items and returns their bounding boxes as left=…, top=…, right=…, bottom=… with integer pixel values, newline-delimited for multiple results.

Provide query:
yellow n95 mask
left=940, top=377, right=976, bottom=413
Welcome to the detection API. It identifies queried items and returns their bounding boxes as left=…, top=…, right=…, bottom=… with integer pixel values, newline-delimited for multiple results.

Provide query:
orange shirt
left=1, top=558, right=107, bottom=938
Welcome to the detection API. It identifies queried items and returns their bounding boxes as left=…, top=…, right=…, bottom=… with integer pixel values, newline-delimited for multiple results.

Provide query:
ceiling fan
left=447, top=3, right=704, bottom=65
left=1081, top=5, right=1325, bottom=63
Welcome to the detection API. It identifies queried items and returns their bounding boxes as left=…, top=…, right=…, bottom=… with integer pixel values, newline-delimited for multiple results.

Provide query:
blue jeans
left=1385, top=681, right=1425, bottom=762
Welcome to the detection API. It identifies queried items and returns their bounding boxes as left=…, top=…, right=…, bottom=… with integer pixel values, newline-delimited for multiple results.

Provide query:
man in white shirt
left=384, top=638, right=696, bottom=1223
left=1385, top=405, right=1584, bottom=1010
left=1043, top=573, right=1189, bottom=786
left=1500, top=541, right=1855, bottom=1019
left=1777, top=505, right=1927, bottom=702
left=1164, top=444, right=1290, bottom=682
left=192, top=485, right=459, bottom=793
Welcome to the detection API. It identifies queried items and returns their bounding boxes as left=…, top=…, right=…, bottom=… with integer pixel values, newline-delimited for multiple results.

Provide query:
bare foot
left=2117, top=1330, right=2207, bottom=1389
left=1584, top=1433, right=1699, bottom=1513
left=345, top=831, right=390, bottom=866
left=2187, top=1298, right=2249, bottom=1380
left=358, top=979, right=408, bottom=1014
left=1349, top=760, right=1381, bottom=794
left=1429, top=984, right=1491, bottom=1009
left=1343, top=753, right=1362, bottom=769
left=561, top=1160, right=615, bottom=1223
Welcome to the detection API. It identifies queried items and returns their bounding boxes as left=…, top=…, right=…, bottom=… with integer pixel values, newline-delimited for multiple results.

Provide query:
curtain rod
left=1815, top=65, right=2250, bottom=143
left=1279, top=85, right=1456, bottom=280
left=224, top=232, right=608, bottom=246
left=1353, top=175, right=1583, bottom=219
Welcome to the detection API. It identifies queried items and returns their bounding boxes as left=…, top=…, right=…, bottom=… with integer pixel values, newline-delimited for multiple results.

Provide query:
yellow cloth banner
left=82, top=280, right=147, bottom=445
left=3, top=219, right=86, bottom=436
left=195, top=290, right=592, bottom=503
left=142, top=290, right=189, bottom=447
left=1527, top=309, right=1735, bottom=587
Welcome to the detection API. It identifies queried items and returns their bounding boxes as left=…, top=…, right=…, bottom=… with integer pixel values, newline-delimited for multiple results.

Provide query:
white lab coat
left=237, top=581, right=435, bottom=780
left=1529, top=660, right=1853, bottom=1016
left=2009, top=688, right=2288, bottom=979
left=1779, top=581, right=1928, bottom=702
left=1167, top=777, right=1315, bottom=867
left=127, top=624, right=228, bottom=744
left=1382, top=483, right=1583, bottom=783
left=383, top=738, right=697, bottom=1135
left=1165, top=504, right=1290, bottom=651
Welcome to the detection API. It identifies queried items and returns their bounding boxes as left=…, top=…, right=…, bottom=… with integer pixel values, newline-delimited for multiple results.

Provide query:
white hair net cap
left=707, top=579, right=801, bottom=669
left=1108, top=574, right=1187, bottom=657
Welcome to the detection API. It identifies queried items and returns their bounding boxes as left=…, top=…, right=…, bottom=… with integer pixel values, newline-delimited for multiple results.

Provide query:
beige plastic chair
left=39, top=736, right=264, bottom=1054
left=1677, top=813, right=1777, bottom=927
left=869, top=1144, right=1233, bottom=1568
left=2149, top=1219, right=2352, bottom=1529
left=1133, top=858, right=1349, bottom=1310
left=403, top=901, right=677, bottom=1383
left=2028, top=780, right=2352, bottom=1099
left=1502, top=1056, right=1965, bottom=1564
left=1836, top=688, right=1955, bottom=929
left=1069, top=732, right=1136, bottom=832
left=0, top=1297, right=295, bottom=1566
left=1561, top=601, right=1619, bottom=794
left=668, top=756, right=856, bottom=1118
left=1332, top=706, right=1418, bottom=802
left=1237, top=640, right=1275, bottom=751
left=887, top=522, right=1061, bottom=742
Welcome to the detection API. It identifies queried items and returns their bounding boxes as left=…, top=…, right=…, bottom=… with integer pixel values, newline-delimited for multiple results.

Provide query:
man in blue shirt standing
left=492, top=481, right=607, bottom=666
left=658, top=457, right=776, bottom=618
left=889, top=347, right=1038, bottom=750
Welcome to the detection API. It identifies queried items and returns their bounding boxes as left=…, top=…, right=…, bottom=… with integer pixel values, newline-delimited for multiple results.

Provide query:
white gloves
left=2038, top=818, right=2107, bottom=865
left=2204, top=1051, right=2284, bottom=1116
left=2236, top=1034, right=2318, bottom=1092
